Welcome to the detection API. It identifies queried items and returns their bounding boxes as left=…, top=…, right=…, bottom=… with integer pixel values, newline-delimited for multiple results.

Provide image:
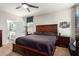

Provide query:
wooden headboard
left=36, top=24, right=57, bottom=34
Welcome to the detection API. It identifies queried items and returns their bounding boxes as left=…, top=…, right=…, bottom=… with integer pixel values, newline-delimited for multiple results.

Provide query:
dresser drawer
left=0, top=41, right=1, bottom=43
left=76, top=37, right=79, bottom=48
left=0, top=30, right=2, bottom=47
left=77, top=49, right=79, bottom=56
left=77, top=41, right=79, bottom=47
left=0, top=42, right=2, bottom=47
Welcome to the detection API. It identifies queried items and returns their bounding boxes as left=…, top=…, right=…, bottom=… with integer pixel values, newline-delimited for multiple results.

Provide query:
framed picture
left=59, top=21, right=70, bottom=28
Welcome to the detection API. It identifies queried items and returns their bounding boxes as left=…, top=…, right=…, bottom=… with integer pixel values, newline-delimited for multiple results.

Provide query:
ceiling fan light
left=22, top=4, right=28, bottom=8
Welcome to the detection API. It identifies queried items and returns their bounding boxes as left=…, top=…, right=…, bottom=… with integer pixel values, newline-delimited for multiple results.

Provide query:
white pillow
left=73, top=41, right=76, bottom=47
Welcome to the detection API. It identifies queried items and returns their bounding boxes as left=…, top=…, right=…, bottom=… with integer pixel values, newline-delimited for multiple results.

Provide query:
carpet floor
left=0, top=43, right=70, bottom=56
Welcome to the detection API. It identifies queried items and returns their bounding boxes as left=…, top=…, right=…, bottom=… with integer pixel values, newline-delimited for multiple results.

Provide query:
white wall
left=14, top=21, right=25, bottom=38
left=0, top=10, right=25, bottom=45
left=33, top=8, right=72, bottom=37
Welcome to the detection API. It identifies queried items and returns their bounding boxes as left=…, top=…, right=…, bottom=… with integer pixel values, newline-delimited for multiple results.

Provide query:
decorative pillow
left=73, top=40, right=76, bottom=47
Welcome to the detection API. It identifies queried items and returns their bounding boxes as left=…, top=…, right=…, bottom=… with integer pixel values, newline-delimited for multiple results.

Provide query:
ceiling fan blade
left=25, top=3, right=39, bottom=8
left=27, top=8, right=30, bottom=12
left=16, top=6, right=22, bottom=9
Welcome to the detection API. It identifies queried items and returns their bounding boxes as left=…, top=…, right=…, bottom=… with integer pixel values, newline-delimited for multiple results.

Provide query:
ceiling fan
left=16, top=3, right=39, bottom=12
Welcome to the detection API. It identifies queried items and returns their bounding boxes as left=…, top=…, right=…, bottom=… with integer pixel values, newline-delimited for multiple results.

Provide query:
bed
left=13, top=24, right=58, bottom=56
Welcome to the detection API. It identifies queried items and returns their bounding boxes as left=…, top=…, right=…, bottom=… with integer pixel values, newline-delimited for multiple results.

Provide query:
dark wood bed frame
left=13, top=24, right=58, bottom=56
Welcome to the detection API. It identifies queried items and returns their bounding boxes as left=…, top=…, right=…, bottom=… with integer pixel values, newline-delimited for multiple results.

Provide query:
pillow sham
left=44, top=32, right=56, bottom=36
left=33, top=32, right=44, bottom=35
left=34, top=32, right=56, bottom=36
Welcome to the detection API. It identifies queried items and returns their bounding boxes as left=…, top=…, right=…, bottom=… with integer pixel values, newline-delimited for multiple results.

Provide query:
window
left=26, top=16, right=33, bottom=35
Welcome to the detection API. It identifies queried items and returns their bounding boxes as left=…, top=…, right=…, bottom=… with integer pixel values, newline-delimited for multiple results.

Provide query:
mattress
left=15, top=34, right=57, bottom=55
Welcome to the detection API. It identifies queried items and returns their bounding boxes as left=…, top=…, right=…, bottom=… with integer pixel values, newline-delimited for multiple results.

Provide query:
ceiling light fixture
left=22, top=4, right=28, bottom=8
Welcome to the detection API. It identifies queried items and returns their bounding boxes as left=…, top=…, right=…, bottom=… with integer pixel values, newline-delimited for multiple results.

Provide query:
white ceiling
left=0, top=3, right=75, bottom=17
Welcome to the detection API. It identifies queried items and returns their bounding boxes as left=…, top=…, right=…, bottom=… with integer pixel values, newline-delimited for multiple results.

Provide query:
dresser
left=76, top=37, right=79, bottom=56
left=0, top=30, right=2, bottom=47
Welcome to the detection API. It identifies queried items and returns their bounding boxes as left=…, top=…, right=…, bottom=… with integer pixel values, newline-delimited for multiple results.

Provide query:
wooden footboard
left=13, top=44, right=56, bottom=56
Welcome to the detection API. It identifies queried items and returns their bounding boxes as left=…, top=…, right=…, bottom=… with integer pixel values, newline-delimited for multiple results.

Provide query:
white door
left=14, top=22, right=25, bottom=38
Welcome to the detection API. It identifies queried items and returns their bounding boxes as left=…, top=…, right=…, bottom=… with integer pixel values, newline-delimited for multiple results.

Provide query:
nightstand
left=56, top=36, right=70, bottom=48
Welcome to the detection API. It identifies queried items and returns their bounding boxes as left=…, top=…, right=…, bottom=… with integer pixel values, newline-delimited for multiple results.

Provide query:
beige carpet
left=0, top=43, right=70, bottom=56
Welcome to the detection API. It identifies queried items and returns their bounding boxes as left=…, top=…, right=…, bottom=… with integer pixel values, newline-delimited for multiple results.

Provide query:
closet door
left=0, top=30, right=2, bottom=47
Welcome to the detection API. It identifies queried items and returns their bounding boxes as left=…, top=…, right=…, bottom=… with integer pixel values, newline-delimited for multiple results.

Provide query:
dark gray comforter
left=15, top=34, right=57, bottom=55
